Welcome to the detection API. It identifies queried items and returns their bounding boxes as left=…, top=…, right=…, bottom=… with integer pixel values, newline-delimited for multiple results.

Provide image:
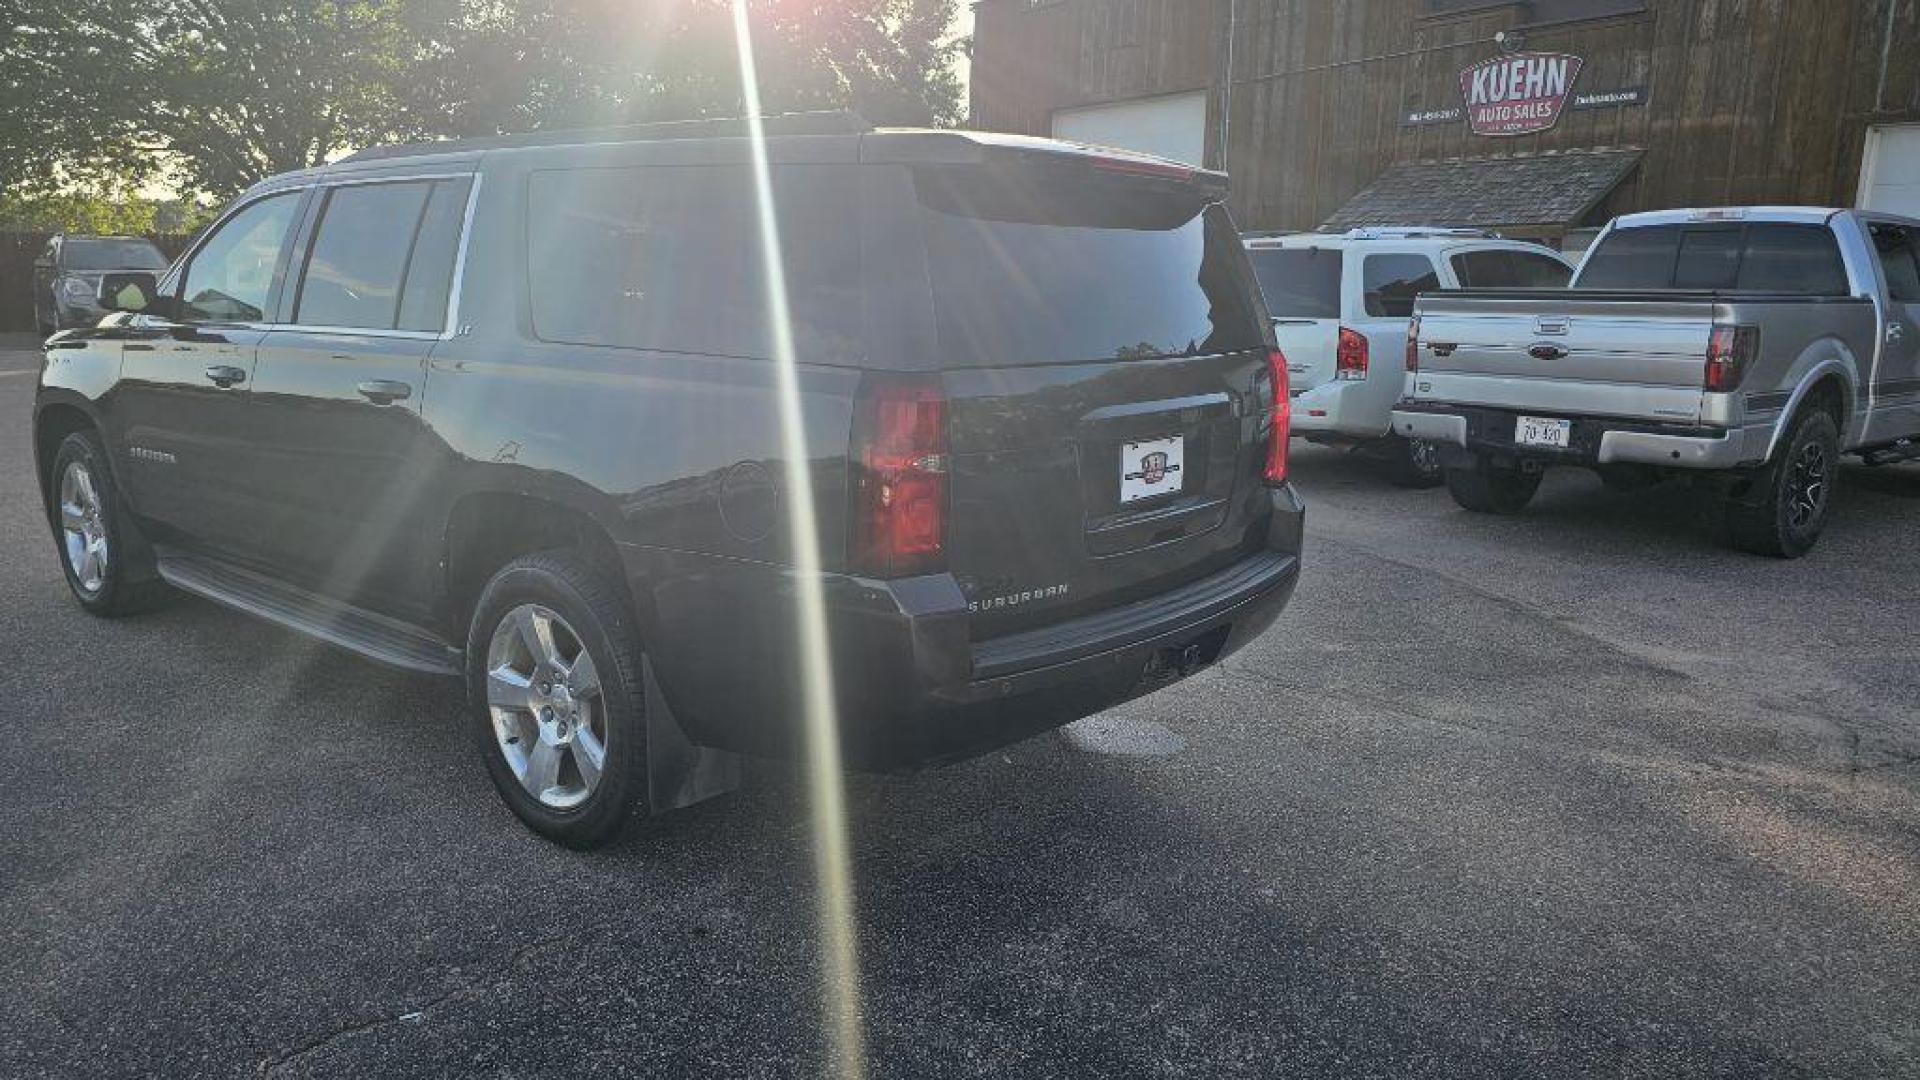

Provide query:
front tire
left=466, top=549, right=648, bottom=848
left=1445, top=457, right=1543, bottom=514
left=1724, top=409, right=1839, bottom=558
left=49, top=431, right=164, bottom=616
left=1382, top=435, right=1445, bottom=489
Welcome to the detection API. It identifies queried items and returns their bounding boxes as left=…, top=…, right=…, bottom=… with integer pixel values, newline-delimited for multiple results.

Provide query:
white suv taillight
left=1336, top=326, right=1369, bottom=380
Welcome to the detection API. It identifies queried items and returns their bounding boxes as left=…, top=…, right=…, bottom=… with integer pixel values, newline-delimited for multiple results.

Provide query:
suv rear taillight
left=1706, top=324, right=1759, bottom=393
left=1405, top=313, right=1421, bottom=372
left=1265, top=348, right=1291, bottom=486
left=850, top=377, right=949, bottom=578
left=1336, top=326, right=1369, bottom=380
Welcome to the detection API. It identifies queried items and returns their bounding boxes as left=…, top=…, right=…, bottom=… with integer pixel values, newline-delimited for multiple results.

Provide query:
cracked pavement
left=2, top=335, right=1917, bottom=1077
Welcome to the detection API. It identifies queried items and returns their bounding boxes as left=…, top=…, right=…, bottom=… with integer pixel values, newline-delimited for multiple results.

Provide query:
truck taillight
left=1336, top=326, right=1369, bottom=380
left=850, top=377, right=948, bottom=578
left=1706, top=324, right=1759, bottom=393
left=1265, top=348, right=1291, bottom=486
left=1406, top=313, right=1421, bottom=372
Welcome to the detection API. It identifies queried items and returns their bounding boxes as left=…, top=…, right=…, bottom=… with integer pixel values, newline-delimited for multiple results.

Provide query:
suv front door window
left=178, top=193, right=302, bottom=323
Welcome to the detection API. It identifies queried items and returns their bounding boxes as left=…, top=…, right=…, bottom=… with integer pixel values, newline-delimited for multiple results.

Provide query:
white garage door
left=1859, top=125, right=1920, bottom=218
left=1051, top=92, right=1208, bottom=167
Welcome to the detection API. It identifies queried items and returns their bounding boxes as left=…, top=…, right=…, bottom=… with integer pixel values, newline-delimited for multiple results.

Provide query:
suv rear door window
left=1249, top=248, right=1343, bottom=319
left=1452, top=249, right=1572, bottom=288
left=527, top=165, right=863, bottom=360
left=1578, top=223, right=1849, bottom=294
left=290, top=178, right=470, bottom=331
left=916, top=167, right=1261, bottom=366
left=1361, top=254, right=1439, bottom=318
left=295, top=182, right=432, bottom=328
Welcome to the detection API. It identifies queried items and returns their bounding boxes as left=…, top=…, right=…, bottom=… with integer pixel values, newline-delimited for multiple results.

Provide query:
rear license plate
left=1516, top=415, right=1572, bottom=448
left=1120, top=436, right=1185, bottom=503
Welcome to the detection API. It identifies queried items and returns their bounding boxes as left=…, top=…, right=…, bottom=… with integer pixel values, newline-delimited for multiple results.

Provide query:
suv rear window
left=916, top=168, right=1262, bottom=366
left=1249, top=247, right=1342, bottom=319
left=527, top=165, right=863, bottom=360
left=1451, top=249, right=1572, bottom=288
left=62, top=239, right=168, bottom=272
left=1576, top=223, right=1849, bottom=294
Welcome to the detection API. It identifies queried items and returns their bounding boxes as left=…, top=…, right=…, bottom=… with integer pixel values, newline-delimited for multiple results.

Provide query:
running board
left=156, top=554, right=463, bottom=677
left=1861, top=438, right=1920, bottom=466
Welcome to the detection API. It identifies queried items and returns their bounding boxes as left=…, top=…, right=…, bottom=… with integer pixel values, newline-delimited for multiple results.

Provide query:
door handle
left=1891, top=322, right=1907, bottom=343
left=357, top=379, right=413, bottom=405
left=204, top=365, right=247, bottom=388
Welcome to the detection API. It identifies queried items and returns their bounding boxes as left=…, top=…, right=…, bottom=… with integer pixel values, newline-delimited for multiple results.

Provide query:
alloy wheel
left=59, top=461, right=110, bottom=594
left=485, top=604, right=608, bottom=810
left=1785, top=440, right=1828, bottom=530
left=1408, top=438, right=1441, bottom=477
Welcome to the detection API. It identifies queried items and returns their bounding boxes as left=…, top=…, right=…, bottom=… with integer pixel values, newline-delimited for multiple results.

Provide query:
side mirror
left=97, top=272, right=162, bottom=315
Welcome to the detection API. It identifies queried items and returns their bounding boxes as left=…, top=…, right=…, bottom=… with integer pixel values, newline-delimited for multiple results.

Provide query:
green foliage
left=1, top=1, right=967, bottom=201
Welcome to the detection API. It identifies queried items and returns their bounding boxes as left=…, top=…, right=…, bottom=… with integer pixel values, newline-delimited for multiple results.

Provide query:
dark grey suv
left=31, top=235, right=170, bottom=334
left=33, top=114, right=1304, bottom=847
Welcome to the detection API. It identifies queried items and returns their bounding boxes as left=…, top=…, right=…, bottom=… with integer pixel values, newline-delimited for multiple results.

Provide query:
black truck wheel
left=1382, top=435, right=1446, bottom=489
left=1724, top=409, right=1839, bottom=558
left=1444, top=457, right=1542, bottom=514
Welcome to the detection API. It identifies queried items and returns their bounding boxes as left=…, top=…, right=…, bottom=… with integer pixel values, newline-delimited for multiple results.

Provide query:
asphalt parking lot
left=2, top=333, right=1917, bottom=1078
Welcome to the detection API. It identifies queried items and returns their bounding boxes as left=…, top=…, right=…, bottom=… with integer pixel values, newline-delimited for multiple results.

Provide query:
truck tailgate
left=1412, top=293, right=1716, bottom=424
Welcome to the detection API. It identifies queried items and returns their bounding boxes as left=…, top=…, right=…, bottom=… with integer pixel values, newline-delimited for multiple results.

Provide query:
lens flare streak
left=728, top=4, right=868, bottom=1078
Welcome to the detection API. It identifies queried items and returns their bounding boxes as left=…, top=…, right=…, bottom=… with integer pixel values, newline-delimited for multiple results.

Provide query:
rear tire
left=1445, top=458, right=1542, bottom=514
left=1724, top=409, right=1839, bottom=559
left=1382, top=435, right=1445, bottom=489
left=466, top=549, right=648, bottom=848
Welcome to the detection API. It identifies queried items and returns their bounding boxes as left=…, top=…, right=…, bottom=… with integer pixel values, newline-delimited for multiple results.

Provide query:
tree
left=1, top=1, right=966, bottom=202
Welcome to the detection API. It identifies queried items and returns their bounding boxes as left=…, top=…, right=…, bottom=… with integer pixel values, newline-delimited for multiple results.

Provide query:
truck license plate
left=1120, top=436, right=1184, bottom=503
left=1516, top=416, right=1572, bottom=448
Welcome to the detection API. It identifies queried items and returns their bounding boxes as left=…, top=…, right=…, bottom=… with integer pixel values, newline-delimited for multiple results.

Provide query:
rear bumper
left=1391, top=402, right=1771, bottom=470
left=628, top=486, right=1305, bottom=771
left=1290, top=378, right=1394, bottom=441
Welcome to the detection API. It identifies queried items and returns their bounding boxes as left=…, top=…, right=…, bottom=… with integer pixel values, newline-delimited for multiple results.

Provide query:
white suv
left=1245, top=228, right=1575, bottom=485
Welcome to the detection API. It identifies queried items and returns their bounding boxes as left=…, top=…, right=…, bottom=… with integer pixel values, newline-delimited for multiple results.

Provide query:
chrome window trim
left=274, top=171, right=483, bottom=341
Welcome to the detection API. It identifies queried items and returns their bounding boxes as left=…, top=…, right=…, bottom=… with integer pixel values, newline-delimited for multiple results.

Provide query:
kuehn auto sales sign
left=1459, top=52, right=1584, bottom=136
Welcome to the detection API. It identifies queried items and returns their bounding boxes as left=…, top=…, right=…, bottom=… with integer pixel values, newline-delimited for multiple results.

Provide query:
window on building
left=1451, top=249, right=1572, bottom=288
left=1250, top=248, right=1344, bottom=320
left=1362, top=254, right=1440, bottom=318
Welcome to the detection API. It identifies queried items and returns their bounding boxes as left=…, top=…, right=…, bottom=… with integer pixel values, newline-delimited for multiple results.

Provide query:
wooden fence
left=0, top=232, right=191, bottom=333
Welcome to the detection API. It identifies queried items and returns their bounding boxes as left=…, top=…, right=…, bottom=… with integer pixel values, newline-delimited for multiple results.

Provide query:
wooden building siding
left=970, top=0, right=1920, bottom=234
left=969, top=0, right=1219, bottom=141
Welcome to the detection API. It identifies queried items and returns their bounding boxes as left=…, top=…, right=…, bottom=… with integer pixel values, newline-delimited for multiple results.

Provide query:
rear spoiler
left=862, top=130, right=1229, bottom=199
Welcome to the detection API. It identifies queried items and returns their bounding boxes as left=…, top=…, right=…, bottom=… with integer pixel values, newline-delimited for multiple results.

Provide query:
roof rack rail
left=342, top=111, right=873, bottom=164
left=1340, top=226, right=1496, bottom=240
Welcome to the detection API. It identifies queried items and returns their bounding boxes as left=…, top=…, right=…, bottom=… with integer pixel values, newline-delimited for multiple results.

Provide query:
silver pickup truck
left=1393, top=207, right=1920, bottom=557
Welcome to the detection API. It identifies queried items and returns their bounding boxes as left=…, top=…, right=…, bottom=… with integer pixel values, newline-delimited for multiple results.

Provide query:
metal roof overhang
left=1320, top=149, right=1644, bottom=237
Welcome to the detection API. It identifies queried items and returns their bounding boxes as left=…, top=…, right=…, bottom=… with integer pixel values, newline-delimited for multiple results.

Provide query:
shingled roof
left=1321, top=149, right=1643, bottom=233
